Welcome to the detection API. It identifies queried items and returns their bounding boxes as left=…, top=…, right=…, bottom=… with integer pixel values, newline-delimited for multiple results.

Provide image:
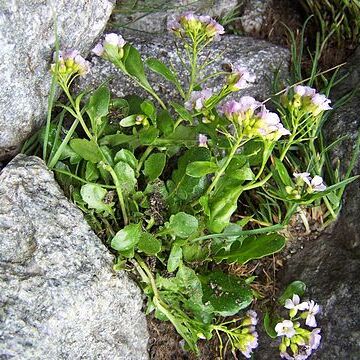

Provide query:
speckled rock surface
left=78, top=31, right=289, bottom=103
left=240, top=0, right=272, bottom=34
left=255, top=47, right=360, bottom=360
left=0, top=0, right=114, bottom=161
left=0, top=155, right=149, bottom=359
left=111, top=0, right=238, bottom=33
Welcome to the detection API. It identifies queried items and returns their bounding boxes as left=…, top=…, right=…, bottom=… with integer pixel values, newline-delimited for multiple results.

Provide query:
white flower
left=275, top=320, right=296, bottom=338
left=285, top=294, right=309, bottom=316
left=280, top=352, right=293, bottom=359
left=293, top=173, right=326, bottom=192
left=310, top=175, right=326, bottom=192
left=293, top=172, right=311, bottom=186
left=309, top=328, right=321, bottom=349
left=306, top=300, right=320, bottom=327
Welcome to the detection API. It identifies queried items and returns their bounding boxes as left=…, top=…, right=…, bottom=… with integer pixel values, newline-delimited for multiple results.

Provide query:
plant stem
left=206, top=137, right=243, bottom=195
left=106, top=165, right=129, bottom=225
left=48, top=119, right=80, bottom=168
left=136, top=146, right=154, bottom=175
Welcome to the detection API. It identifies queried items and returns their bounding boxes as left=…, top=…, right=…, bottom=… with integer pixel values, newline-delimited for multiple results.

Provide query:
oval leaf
left=114, top=161, right=137, bottom=194
left=201, top=270, right=253, bottom=316
left=70, top=139, right=102, bottom=163
left=146, top=58, right=178, bottom=84
left=167, top=244, right=183, bottom=272
left=186, top=161, right=218, bottom=178
left=114, top=149, right=138, bottom=170
left=111, top=223, right=142, bottom=252
left=137, top=233, right=162, bottom=255
left=278, top=281, right=307, bottom=305
left=80, top=184, right=113, bottom=215
left=120, top=114, right=137, bottom=127
left=167, top=212, right=198, bottom=238
left=144, top=153, right=166, bottom=181
left=215, top=233, right=286, bottom=264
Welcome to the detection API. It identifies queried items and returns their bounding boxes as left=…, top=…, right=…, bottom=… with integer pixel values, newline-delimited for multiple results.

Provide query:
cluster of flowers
left=51, top=50, right=90, bottom=78
left=221, top=96, right=290, bottom=140
left=92, top=33, right=127, bottom=62
left=291, top=85, right=332, bottom=117
left=167, top=12, right=224, bottom=41
left=275, top=295, right=321, bottom=360
left=285, top=172, right=326, bottom=199
left=236, top=310, right=259, bottom=358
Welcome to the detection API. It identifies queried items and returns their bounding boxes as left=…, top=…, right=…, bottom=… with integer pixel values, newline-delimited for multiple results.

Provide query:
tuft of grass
left=299, top=0, right=360, bottom=48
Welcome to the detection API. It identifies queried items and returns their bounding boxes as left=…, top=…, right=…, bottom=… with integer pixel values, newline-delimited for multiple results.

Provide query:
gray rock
left=0, top=155, right=149, bottom=359
left=78, top=31, right=289, bottom=104
left=111, top=0, right=238, bottom=33
left=240, top=0, right=272, bottom=34
left=0, top=0, right=115, bottom=161
left=256, top=48, right=360, bottom=359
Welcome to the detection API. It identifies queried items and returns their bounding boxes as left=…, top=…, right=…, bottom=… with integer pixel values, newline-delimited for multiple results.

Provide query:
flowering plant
left=31, top=11, right=358, bottom=358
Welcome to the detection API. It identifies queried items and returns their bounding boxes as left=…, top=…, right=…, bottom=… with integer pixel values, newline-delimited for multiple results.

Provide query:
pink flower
left=311, top=93, right=332, bottom=115
left=227, top=66, right=256, bottom=90
left=185, top=89, right=212, bottom=111
left=294, top=85, right=316, bottom=97
left=198, top=134, right=208, bottom=147
left=104, top=33, right=126, bottom=48
left=92, top=43, right=104, bottom=56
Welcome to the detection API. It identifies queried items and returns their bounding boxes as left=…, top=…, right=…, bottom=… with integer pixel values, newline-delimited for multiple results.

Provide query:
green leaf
left=85, top=161, right=99, bottom=182
left=278, top=281, right=307, bottom=305
left=215, top=233, right=286, bottom=264
left=123, top=44, right=152, bottom=89
left=167, top=212, right=198, bottom=238
left=167, top=244, right=183, bottom=272
left=171, top=147, right=211, bottom=201
left=80, top=184, right=114, bottom=215
left=186, top=161, right=218, bottom=178
left=99, top=133, right=134, bottom=147
left=137, top=233, right=162, bottom=255
left=120, top=114, right=137, bottom=127
left=70, top=139, right=102, bottom=163
left=111, top=223, right=142, bottom=252
left=61, top=144, right=82, bottom=164
left=146, top=58, right=178, bottom=84
left=140, top=100, right=156, bottom=121
left=114, top=161, right=137, bottom=194
left=264, top=312, right=278, bottom=339
left=226, top=156, right=254, bottom=181
left=207, top=176, right=244, bottom=233
left=144, top=153, right=166, bottom=181
left=201, top=271, right=253, bottom=316
left=114, top=149, right=138, bottom=170
left=171, top=102, right=193, bottom=123
left=139, top=126, right=159, bottom=145
left=100, top=145, right=114, bottom=166
left=86, top=85, right=110, bottom=122
left=158, top=109, right=174, bottom=136
left=273, top=158, right=292, bottom=187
